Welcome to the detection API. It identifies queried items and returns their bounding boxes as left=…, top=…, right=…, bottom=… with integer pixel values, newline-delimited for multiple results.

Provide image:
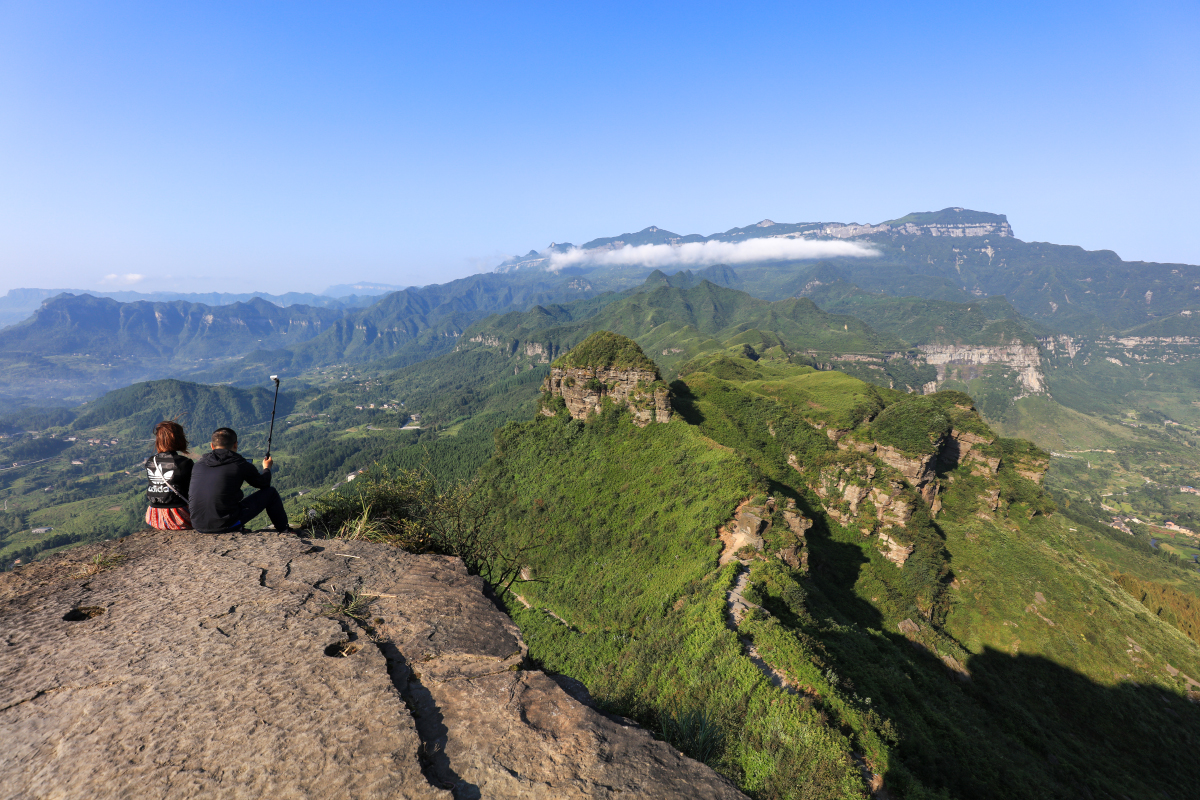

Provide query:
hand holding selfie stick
left=265, top=375, right=280, bottom=462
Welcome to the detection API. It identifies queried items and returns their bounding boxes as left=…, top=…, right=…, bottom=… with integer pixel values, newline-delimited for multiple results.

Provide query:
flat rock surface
left=0, top=532, right=745, bottom=800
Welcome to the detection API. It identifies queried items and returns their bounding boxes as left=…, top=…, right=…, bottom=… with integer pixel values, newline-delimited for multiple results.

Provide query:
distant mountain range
left=0, top=284, right=400, bottom=330
left=496, top=207, right=1198, bottom=333
left=4, top=207, right=1198, bottom=408
left=0, top=295, right=344, bottom=400
left=0, top=271, right=603, bottom=400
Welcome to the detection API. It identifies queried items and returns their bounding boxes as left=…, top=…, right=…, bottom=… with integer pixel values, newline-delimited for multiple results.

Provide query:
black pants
left=233, top=486, right=289, bottom=532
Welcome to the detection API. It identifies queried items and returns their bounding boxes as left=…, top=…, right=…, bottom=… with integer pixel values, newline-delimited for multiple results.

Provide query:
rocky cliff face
left=464, top=334, right=558, bottom=364
left=0, top=532, right=745, bottom=800
left=1041, top=331, right=1200, bottom=369
left=806, top=219, right=1013, bottom=239
left=918, top=342, right=1046, bottom=395
left=540, top=332, right=672, bottom=427
left=542, top=366, right=671, bottom=426
left=798, top=423, right=1035, bottom=568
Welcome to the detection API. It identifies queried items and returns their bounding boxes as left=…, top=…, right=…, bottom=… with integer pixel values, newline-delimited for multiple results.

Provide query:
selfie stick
left=265, top=375, right=280, bottom=460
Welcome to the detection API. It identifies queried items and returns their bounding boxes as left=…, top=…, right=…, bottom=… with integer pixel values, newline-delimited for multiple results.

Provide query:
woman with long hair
left=144, top=420, right=194, bottom=531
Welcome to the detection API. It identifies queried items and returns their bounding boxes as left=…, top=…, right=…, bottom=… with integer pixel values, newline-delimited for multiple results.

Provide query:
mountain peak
left=553, top=331, right=660, bottom=373
left=883, top=207, right=1008, bottom=227
left=544, top=331, right=670, bottom=426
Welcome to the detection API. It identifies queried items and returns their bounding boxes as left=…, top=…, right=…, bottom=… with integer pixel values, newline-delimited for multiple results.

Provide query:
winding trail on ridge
left=719, top=508, right=889, bottom=798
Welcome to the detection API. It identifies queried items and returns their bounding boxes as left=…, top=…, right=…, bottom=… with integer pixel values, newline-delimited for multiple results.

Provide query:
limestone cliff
left=1040, top=330, right=1200, bottom=371
left=462, top=334, right=558, bottom=364
left=0, top=532, right=745, bottom=800
left=809, top=219, right=1013, bottom=239
left=541, top=331, right=671, bottom=427
left=918, top=342, right=1046, bottom=395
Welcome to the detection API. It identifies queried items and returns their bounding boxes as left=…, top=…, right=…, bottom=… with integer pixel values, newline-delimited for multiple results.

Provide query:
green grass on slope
left=927, top=511, right=1200, bottom=794
left=553, top=329, right=660, bottom=372
left=1113, top=572, right=1200, bottom=644
left=687, top=360, right=1200, bottom=798
left=808, top=285, right=1041, bottom=347
left=480, top=408, right=871, bottom=799
left=679, top=355, right=893, bottom=431
left=486, top=354, right=1200, bottom=799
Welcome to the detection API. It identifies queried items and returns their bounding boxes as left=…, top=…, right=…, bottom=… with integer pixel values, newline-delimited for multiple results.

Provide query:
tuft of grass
left=302, top=466, right=532, bottom=588
left=323, top=589, right=378, bottom=621
left=337, top=500, right=390, bottom=542
left=71, top=551, right=126, bottom=579
left=660, top=705, right=725, bottom=767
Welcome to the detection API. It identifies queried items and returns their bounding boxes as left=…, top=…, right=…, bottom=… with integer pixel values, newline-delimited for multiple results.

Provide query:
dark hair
left=211, top=428, right=238, bottom=449
left=154, top=421, right=189, bottom=453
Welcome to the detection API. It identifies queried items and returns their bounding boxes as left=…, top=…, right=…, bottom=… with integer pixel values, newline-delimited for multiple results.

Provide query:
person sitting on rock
left=144, top=420, right=194, bottom=531
left=189, top=427, right=292, bottom=534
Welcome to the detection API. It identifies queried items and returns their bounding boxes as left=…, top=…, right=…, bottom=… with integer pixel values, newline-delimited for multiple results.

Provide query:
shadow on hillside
left=868, top=641, right=1200, bottom=799
left=668, top=387, right=705, bottom=427
left=781, top=484, right=886, bottom=633
left=785, top=488, right=1200, bottom=797
left=883, top=642, right=1200, bottom=800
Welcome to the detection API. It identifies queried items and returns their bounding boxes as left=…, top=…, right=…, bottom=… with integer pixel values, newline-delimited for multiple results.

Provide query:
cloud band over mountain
left=547, top=237, right=878, bottom=270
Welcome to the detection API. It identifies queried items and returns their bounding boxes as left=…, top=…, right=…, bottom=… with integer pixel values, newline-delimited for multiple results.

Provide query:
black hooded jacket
left=189, top=448, right=271, bottom=533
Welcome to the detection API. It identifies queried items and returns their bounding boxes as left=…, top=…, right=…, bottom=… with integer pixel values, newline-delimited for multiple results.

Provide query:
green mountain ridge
left=801, top=279, right=1045, bottom=347
left=331, top=336, right=1200, bottom=799
left=71, top=379, right=294, bottom=440
left=461, top=278, right=918, bottom=385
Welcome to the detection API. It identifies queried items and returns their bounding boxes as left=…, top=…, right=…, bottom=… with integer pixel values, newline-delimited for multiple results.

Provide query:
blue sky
left=1, top=1, right=1197, bottom=294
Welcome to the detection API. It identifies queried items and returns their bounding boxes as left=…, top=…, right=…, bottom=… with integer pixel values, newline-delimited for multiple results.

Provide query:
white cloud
left=101, top=273, right=145, bottom=285
left=547, top=236, right=877, bottom=271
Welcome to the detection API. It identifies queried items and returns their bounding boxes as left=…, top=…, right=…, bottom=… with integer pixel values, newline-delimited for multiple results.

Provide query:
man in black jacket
left=189, top=427, right=292, bottom=534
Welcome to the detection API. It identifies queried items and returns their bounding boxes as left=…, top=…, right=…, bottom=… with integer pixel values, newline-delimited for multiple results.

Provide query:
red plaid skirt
left=145, top=506, right=192, bottom=531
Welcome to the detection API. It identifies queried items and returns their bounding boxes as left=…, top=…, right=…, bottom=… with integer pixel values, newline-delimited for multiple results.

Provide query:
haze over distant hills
left=0, top=286, right=393, bottom=331
left=320, top=281, right=407, bottom=296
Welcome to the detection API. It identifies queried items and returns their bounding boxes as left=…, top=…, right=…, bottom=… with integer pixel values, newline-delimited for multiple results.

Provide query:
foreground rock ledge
left=0, top=532, right=745, bottom=800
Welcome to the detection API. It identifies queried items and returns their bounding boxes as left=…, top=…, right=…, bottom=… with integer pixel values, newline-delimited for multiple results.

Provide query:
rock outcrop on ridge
left=0, top=531, right=745, bottom=800
left=804, top=406, right=1050, bottom=568
left=541, top=331, right=671, bottom=426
